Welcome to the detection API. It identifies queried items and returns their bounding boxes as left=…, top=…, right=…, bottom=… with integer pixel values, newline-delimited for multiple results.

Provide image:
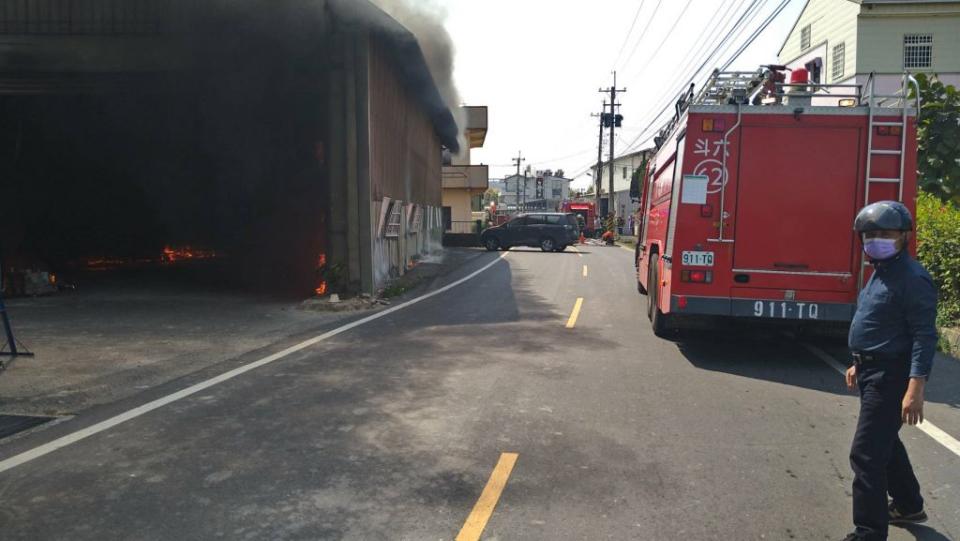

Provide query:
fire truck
left=633, top=67, right=920, bottom=336
left=560, top=200, right=598, bottom=235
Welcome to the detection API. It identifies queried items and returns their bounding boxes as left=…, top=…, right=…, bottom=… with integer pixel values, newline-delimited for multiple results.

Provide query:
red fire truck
left=633, top=68, right=920, bottom=336
left=560, top=200, right=598, bottom=235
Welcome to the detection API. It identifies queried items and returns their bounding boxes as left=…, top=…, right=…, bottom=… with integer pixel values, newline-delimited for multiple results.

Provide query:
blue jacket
left=848, top=251, right=939, bottom=378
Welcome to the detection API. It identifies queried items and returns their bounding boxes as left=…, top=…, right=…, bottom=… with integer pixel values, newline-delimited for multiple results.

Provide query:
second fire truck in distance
left=633, top=66, right=920, bottom=336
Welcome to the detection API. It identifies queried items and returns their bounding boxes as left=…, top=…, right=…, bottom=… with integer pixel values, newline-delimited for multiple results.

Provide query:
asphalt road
left=1, top=244, right=959, bottom=540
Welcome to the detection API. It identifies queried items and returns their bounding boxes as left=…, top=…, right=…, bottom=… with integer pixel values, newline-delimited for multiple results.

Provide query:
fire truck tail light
left=677, top=296, right=688, bottom=310
left=681, top=270, right=713, bottom=283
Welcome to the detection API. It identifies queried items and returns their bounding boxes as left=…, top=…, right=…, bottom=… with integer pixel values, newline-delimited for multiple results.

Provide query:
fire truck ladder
left=858, top=73, right=921, bottom=290
left=862, top=73, right=920, bottom=202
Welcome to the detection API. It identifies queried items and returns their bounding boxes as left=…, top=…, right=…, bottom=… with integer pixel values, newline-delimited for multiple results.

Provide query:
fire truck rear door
left=733, top=126, right=860, bottom=277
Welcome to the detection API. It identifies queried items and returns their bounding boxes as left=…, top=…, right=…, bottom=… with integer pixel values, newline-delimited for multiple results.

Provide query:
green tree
left=483, top=188, right=500, bottom=205
left=916, top=192, right=960, bottom=330
left=912, top=74, right=960, bottom=204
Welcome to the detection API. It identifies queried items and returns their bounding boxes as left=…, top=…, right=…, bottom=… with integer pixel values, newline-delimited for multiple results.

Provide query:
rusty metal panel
left=367, top=40, right=442, bottom=207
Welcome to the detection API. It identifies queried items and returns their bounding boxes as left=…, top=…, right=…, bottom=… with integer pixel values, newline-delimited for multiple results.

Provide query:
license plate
left=752, top=300, right=821, bottom=320
left=681, top=251, right=714, bottom=267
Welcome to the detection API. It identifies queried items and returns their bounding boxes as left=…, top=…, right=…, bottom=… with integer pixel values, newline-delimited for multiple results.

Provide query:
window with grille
left=801, top=24, right=811, bottom=50
left=904, top=34, right=933, bottom=69
left=832, top=42, right=845, bottom=81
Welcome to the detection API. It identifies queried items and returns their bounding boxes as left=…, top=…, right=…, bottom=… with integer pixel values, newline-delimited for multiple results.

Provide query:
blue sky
left=440, top=0, right=807, bottom=188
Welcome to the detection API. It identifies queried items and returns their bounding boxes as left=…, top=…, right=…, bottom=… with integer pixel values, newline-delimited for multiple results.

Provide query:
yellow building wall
left=442, top=188, right=482, bottom=224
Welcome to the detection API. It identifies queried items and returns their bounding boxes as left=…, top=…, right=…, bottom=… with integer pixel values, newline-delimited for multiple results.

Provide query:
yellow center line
left=456, top=453, right=519, bottom=541
left=566, top=297, right=584, bottom=329
left=582, top=265, right=588, bottom=278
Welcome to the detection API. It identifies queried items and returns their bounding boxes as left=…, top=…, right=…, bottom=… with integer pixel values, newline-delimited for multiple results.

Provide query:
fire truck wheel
left=646, top=255, right=659, bottom=319
left=648, top=260, right=672, bottom=336
left=484, top=237, right=500, bottom=251
left=540, top=238, right=556, bottom=252
left=651, top=296, right=670, bottom=337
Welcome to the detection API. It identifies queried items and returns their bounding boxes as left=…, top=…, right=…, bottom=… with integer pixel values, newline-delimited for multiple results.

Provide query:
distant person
left=842, top=201, right=938, bottom=541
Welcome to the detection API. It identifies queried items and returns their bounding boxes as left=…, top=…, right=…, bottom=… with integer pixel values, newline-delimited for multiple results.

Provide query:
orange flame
left=315, top=253, right=328, bottom=296
left=162, top=245, right=218, bottom=263
left=79, top=245, right=220, bottom=271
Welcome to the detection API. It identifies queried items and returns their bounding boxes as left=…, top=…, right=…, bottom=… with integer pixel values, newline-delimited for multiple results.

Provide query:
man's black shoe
left=889, top=502, right=928, bottom=525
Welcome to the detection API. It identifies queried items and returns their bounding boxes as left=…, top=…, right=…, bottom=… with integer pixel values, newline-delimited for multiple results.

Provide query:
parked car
left=481, top=213, right=580, bottom=252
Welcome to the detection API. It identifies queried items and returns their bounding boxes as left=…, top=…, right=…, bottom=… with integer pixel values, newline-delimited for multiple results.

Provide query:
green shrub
left=916, top=192, right=960, bottom=330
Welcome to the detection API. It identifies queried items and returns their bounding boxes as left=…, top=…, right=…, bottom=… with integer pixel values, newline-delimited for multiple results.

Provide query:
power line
left=627, top=0, right=696, bottom=81
left=720, top=0, right=792, bottom=71
left=619, top=0, right=772, bottom=154
left=612, top=0, right=648, bottom=70
left=639, top=0, right=744, bottom=90
left=618, top=0, right=665, bottom=70
left=626, top=0, right=790, bottom=154
left=530, top=147, right=598, bottom=166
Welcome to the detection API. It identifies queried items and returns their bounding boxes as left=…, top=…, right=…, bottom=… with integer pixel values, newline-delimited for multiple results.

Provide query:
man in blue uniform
left=842, top=201, right=939, bottom=541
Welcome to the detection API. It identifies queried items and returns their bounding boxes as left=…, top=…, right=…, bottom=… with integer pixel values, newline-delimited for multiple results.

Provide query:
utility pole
left=522, top=165, right=529, bottom=211
left=512, top=151, right=525, bottom=213
left=591, top=105, right=606, bottom=214
left=599, top=71, right=626, bottom=221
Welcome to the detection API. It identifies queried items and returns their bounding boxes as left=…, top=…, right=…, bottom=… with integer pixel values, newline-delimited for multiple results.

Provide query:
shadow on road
left=672, top=329, right=960, bottom=411
left=674, top=329, right=854, bottom=397
left=900, top=523, right=953, bottom=541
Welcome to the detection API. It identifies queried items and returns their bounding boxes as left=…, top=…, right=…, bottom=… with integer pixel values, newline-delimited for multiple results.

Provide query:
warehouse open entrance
left=0, top=76, right=331, bottom=299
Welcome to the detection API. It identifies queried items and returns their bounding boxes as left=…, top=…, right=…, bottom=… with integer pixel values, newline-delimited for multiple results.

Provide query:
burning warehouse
left=0, top=0, right=460, bottom=298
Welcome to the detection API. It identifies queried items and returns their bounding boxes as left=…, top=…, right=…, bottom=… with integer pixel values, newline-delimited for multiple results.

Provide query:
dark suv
left=481, top=213, right=580, bottom=252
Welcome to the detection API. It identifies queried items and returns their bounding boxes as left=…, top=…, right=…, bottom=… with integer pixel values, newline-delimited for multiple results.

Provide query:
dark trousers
left=850, top=360, right=923, bottom=540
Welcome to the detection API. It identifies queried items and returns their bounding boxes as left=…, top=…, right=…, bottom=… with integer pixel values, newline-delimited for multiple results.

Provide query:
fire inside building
left=0, top=0, right=459, bottom=298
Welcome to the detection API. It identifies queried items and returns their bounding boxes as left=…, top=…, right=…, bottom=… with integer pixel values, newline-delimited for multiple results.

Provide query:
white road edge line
left=803, top=343, right=960, bottom=457
left=0, top=252, right=511, bottom=475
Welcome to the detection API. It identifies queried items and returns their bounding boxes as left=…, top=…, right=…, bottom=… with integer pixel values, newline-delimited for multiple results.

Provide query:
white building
left=778, top=0, right=960, bottom=98
left=591, top=149, right=654, bottom=221
left=501, top=171, right=571, bottom=212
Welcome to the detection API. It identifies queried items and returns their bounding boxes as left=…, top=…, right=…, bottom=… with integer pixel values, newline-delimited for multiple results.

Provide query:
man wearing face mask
left=842, top=201, right=939, bottom=541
